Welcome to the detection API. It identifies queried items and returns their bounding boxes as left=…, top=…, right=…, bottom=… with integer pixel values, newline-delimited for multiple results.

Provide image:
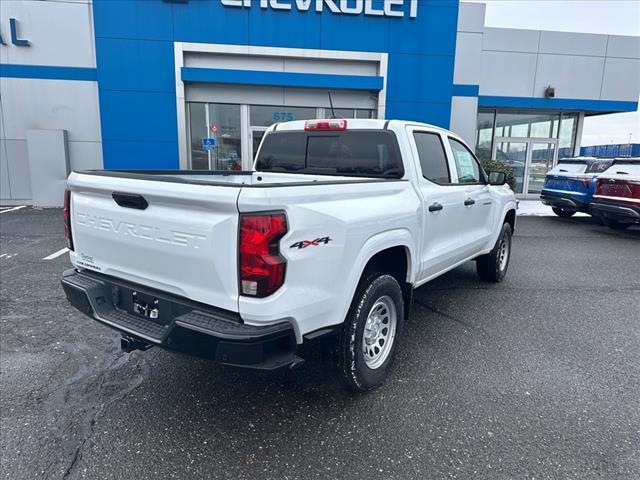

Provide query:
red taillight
left=566, top=175, right=591, bottom=188
left=63, top=189, right=74, bottom=251
left=304, top=119, right=347, bottom=131
left=239, top=213, right=287, bottom=297
left=595, top=179, right=640, bottom=202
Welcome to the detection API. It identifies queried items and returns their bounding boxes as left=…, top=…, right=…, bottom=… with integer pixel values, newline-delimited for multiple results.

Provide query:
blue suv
left=541, top=158, right=615, bottom=217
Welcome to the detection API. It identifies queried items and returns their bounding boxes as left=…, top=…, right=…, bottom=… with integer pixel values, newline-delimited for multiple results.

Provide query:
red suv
left=590, top=160, right=640, bottom=230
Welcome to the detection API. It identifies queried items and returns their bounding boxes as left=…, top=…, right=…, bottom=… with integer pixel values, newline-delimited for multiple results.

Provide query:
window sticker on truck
left=290, top=237, right=332, bottom=249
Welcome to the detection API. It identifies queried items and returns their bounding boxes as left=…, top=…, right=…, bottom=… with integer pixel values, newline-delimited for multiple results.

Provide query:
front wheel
left=476, top=223, right=512, bottom=283
left=337, top=273, right=404, bottom=393
left=552, top=207, right=576, bottom=218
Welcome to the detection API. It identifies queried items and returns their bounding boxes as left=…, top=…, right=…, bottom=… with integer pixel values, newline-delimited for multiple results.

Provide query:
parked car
left=61, top=119, right=517, bottom=392
left=540, top=157, right=613, bottom=217
left=590, top=159, right=640, bottom=230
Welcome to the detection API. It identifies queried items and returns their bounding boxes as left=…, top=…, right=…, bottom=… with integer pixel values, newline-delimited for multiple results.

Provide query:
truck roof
left=272, top=118, right=450, bottom=133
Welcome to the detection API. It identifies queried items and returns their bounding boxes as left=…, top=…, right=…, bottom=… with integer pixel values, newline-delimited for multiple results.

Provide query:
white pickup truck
left=62, top=119, right=516, bottom=391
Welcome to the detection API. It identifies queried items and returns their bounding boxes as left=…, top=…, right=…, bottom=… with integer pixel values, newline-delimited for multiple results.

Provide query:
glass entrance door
left=526, top=142, right=556, bottom=195
left=493, top=138, right=558, bottom=197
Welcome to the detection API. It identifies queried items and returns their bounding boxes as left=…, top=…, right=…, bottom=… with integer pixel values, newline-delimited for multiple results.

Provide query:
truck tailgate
left=67, top=172, right=241, bottom=312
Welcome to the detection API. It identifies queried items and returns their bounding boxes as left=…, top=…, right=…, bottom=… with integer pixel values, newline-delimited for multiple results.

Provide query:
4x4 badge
left=290, top=237, right=332, bottom=249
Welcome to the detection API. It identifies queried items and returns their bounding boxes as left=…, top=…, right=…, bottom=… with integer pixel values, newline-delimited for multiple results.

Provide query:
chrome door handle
left=464, top=198, right=475, bottom=206
left=428, top=202, right=443, bottom=212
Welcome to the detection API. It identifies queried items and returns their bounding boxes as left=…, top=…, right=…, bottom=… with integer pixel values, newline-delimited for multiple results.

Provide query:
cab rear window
left=255, top=131, right=403, bottom=178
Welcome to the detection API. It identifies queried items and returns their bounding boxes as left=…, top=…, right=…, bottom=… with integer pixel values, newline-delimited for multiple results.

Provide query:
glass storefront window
left=189, top=103, right=209, bottom=170
left=558, top=113, right=577, bottom=158
left=326, top=108, right=376, bottom=119
left=208, top=104, right=242, bottom=170
left=188, top=102, right=242, bottom=170
left=355, top=109, right=376, bottom=119
left=250, top=105, right=316, bottom=127
left=475, top=110, right=495, bottom=161
left=495, top=112, right=560, bottom=139
left=494, top=141, right=528, bottom=194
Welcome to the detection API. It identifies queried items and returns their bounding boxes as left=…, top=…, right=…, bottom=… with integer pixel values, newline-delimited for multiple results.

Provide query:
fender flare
left=490, top=201, right=518, bottom=246
left=337, top=228, right=417, bottom=324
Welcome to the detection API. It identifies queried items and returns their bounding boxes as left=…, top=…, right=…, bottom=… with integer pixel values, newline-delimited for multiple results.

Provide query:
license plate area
left=132, top=291, right=160, bottom=320
left=113, top=286, right=173, bottom=326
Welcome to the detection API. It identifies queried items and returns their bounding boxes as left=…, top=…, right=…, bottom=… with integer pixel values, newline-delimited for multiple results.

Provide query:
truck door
left=407, top=127, right=470, bottom=281
left=445, top=137, right=494, bottom=253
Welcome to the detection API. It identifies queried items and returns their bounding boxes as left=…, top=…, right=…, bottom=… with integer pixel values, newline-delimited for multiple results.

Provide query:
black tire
left=552, top=207, right=576, bottom=218
left=337, top=273, right=404, bottom=393
left=476, top=223, right=512, bottom=283
left=605, top=219, right=630, bottom=231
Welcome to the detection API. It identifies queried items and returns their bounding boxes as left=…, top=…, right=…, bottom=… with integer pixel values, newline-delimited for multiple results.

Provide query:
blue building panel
left=319, top=2, right=390, bottom=53
left=99, top=90, right=178, bottom=143
left=93, top=0, right=174, bottom=41
left=387, top=3, right=458, bottom=55
left=248, top=8, right=322, bottom=49
left=96, top=38, right=175, bottom=93
left=386, top=101, right=452, bottom=128
left=170, top=1, right=249, bottom=44
left=103, top=141, right=180, bottom=170
left=386, top=54, right=454, bottom=103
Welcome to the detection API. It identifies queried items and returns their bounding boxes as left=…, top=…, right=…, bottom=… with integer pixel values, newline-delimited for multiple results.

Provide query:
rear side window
left=255, top=131, right=403, bottom=178
left=413, top=132, right=450, bottom=184
left=449, top=138, right=482, bottom=184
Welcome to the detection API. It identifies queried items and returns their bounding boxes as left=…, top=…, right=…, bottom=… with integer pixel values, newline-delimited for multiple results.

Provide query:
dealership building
left=1, top=0, right=639, bottom=205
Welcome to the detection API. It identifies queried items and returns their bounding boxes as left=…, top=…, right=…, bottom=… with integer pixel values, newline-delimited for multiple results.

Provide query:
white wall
left=450, top=96, right=479, bottom=147
left=0, top=0, right=101, bottom=204
left=480, top=27, right=640, bottom=101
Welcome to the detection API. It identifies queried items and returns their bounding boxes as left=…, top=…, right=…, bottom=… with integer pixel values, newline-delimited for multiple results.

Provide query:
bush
left=480, top=158, right=516, bottom=191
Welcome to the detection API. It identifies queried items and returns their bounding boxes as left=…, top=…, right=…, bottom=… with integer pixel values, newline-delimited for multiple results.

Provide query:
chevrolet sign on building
left=221, top=0, right=419, bottom=17
left=0, top=0, right=638, bottom=206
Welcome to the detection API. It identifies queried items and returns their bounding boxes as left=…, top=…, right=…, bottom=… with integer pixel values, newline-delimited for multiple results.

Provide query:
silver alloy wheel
left=362, top=295, right=397, bottom=370
left=498, top=234, right=510, bottom=271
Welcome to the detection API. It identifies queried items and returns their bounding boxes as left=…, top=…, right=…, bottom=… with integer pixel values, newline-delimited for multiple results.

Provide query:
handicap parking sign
left=202, top=137, right=216, bottom=151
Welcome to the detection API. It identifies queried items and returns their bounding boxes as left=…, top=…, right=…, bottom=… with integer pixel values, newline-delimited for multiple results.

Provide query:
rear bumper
left=589, top=202, right=640, bottom=224
left=540, top=191, right=588, bottom=211
left=61, top=269, right=301, bottom=370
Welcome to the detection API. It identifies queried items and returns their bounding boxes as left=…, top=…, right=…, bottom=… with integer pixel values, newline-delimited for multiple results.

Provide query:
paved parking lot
left=1, top=208, right=639, bottom=480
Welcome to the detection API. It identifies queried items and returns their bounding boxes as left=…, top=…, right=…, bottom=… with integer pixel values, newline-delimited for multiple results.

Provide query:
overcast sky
left=469, top=0, right=640, bottom=146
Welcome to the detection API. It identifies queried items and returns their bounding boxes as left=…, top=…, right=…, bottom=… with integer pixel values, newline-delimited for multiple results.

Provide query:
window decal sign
left=202, top=138, right=217, bottom=151
left=221, top=0, right=418, bottom=18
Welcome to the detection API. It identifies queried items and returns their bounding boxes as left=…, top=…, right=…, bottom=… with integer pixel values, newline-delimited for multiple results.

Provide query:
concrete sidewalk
left=517, top=200, right=589, bottom=217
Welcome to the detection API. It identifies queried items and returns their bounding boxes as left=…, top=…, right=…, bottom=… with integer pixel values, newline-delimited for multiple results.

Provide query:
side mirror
left=487, top=171, right=507, bottom=186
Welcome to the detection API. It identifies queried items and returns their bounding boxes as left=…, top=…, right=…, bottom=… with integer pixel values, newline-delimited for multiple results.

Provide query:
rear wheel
left=476, top=223, right=512, bottom=283
left=552, top=207, right=576, bottom=218
left=337, top=273, right=404, bottom=393
left=605, top=219, right=630, bottom=231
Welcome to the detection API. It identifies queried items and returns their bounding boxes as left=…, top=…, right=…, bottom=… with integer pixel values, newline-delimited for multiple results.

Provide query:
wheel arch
left=505, top=208, right=516, bottom=232
left=343, top=229, right=417, bottom=322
